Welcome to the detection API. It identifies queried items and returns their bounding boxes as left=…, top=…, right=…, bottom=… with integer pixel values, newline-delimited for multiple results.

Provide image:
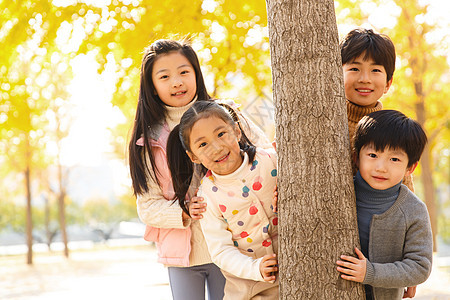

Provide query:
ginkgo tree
left=0, top=0, right=89, bottom=263
left=72, top=0, right=272, bottom=158
left=1, top=0, right=448, bottom=265
left=0, top=0, right=273, bottom=263
left=1, top=57, right=51, bottom=264
left=384, top=0, right=449, bottom=251
left=335, top=0, right=450, bottom=251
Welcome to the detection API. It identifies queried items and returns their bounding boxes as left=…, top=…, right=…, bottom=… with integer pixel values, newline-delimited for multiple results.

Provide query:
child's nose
left=172, top=76, right=183, bottom=87
left=358, top=71, right=371, bottom=83
left=211, top=140, right=223, bottom=153
left=375, top=160, right=387, bottom=172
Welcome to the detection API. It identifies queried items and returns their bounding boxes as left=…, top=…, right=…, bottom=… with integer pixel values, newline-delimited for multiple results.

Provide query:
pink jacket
left=137, top=123, right=191, bottom=267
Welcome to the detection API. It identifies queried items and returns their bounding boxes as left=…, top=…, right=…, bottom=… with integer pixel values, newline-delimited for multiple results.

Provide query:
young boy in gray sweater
left=336, top=110, right=433, bottom=300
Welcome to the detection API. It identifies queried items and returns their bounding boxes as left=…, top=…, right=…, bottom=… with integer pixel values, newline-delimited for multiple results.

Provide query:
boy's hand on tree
left=336, top=247, right=367, bottom=283
left=260, top=254, right=278, bottom=282
left=403, top=286, right=417, bottom=298
left=188, top=196, right=206, bottom=220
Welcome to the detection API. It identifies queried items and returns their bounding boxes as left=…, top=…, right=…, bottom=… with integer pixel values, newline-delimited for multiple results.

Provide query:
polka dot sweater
left=199, top=147, right=278, bottom=282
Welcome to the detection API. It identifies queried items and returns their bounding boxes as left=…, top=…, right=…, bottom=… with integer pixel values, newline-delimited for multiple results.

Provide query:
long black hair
left=167, top=101, right=256, bottom=215
left=129, top=39, right=211, bottom=196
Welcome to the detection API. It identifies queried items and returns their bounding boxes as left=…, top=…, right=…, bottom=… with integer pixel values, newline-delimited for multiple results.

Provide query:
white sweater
left=199, top=148, right=278, bottom=281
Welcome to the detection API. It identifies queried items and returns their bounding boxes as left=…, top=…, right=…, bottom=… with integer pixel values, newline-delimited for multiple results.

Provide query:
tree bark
left=266, top=0, right=364, bottom=298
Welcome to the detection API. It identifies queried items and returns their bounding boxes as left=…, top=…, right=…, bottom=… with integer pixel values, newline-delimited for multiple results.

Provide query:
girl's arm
left=136, top=179, right=188, bottom=229
left=136, top=149, right=189, bottom=229
left=199, top=190, right=265, bottom=282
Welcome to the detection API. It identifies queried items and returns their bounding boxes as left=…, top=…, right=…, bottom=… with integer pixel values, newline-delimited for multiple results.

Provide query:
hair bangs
left=354, top=110, right=427, bottom=167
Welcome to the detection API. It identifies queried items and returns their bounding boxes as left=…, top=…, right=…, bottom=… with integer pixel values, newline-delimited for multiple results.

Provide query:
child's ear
left=234, top=123, right=242, bottom=140
left=186, top=151, right=201, bottom=164
left=405, top=161, right=418, bottom=176
left=384, top=78, right=393, bottom=94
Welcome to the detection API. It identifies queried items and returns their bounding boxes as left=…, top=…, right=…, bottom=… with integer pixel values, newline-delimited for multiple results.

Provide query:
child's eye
left=349, top=67, right=359, bottom=71
left=181, top=70, right=190, bottom=75
left=368, top=153, right=377, bottom=158
left=218, top=131, right=226, bottom=138
left=159, top=75, right=168, bottom=80
left=199, top=142, right=207, bottom=148
left=391, top=157, right=400, bottom=162
left=372, top=68, right=382, bottom=73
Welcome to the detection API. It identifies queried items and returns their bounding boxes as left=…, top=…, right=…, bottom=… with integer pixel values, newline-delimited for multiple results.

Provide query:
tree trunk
left=44, top=194, right=51, bottom=250
left=395, top=0, right=438, bottom=252
left=415, top=99, right=437, bottom=252
left=266, top=0, right=364, bottom=298
left=25, top=138, right=33, bottom=265
left=58, top=162, right=69, bottom=258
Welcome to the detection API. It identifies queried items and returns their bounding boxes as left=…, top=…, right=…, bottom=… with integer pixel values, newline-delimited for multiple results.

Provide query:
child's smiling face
left=343, top=52, right=392, bottom=107
left=187, top=116, right=243, bottom=176
left=151, top=51, right=197, bottom=107
left=358, top=144, right=416, bottom=190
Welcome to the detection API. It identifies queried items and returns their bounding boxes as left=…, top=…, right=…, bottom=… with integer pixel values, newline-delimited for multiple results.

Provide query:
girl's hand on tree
left=188, top=196, right=206, bottom=220
left=272, top=184, right=278, bottom=213
left=271, top=139, right=278, bottom=213
left=260, top=254, right=278, bottom=282
left=336, top=247, right=367, bottom=283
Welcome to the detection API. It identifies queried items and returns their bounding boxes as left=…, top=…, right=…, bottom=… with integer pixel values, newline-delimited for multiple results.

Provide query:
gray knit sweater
left=355, top=171, right=400, bottom=259
left=361, top=184, right=433, bottom=300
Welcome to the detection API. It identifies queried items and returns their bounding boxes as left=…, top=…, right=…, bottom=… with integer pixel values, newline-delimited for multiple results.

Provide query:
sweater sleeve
left=363, top=199, right=433, bottom=288
left=199, top=186, right=265, bottom=282
left=136, top=179, right=188, bottom=229
left=136, top=149, right=188, bottom=229
left=263, top=146, right=278, bottom=167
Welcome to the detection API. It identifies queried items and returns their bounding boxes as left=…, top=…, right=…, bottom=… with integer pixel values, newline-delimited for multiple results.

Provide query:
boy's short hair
left=354, top=110, right=427, bottom=167
left=340, top=28, right=396, bottom=83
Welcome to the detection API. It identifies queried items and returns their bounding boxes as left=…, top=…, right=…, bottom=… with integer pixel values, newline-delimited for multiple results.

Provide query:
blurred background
left=0, top=0, right=449, bottom=299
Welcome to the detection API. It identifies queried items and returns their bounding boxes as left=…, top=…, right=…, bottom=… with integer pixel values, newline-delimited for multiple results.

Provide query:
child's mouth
left=356, top=88, right=373, bottom=94
left=172, top=91, right=186, bottom=96
left=215, top=153, right=230, bottom=163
